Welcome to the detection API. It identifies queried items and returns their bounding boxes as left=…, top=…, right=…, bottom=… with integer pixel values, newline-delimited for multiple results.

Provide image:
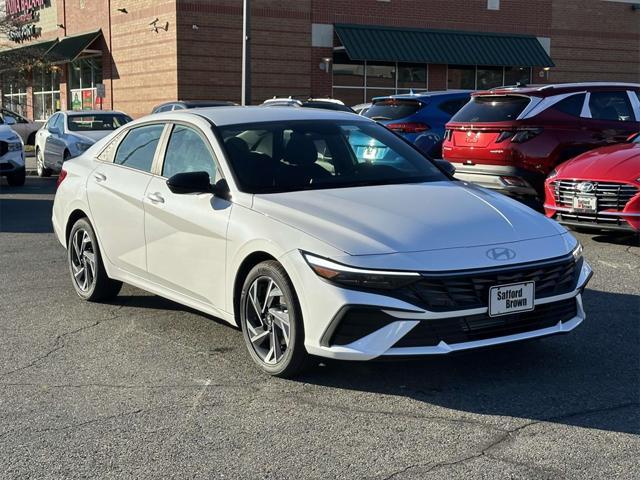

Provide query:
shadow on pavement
left=591, top=231, right=639, bottom=247
left=295, top=288, right=640, bottom=436
left=0, top=198, right=54, bottom=233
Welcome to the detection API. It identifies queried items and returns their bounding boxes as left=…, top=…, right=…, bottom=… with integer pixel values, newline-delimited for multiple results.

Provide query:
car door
left=44, top=113, right=67, bottom=169
left=583, top=90, right=639, bottom=145
left=143, top=122, right=232, bottom=310
left=86, top=123, right=166, bottom=278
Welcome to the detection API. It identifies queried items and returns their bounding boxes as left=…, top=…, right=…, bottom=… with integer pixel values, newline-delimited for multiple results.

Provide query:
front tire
left=240, top=260, right=309, bottom=377
left=68, top=218, right=122, bottom=302
left=6, top=167, right=25, bottom=186
left=36, top=149, right=51, bottom=177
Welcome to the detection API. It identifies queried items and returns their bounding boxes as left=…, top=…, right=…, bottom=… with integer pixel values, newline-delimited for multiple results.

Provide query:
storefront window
left=332, top=51, right=364, bottom=87
left=1, top=73, right=28, bottom=117
left=476, top=66, right=504, bottom=90
left=69, top=56, right=103, bottom=110
left=504, top=67, right=532, bottom=86
left=447, top=65, right=476, bottom=90
left=398, top=64, right=427, bottom=90
left=33, top=66, right=61, bottom=121
left=365, top=63, right=395, bottom=88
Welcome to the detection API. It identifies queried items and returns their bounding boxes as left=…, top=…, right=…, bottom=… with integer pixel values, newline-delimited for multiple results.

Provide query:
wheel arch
left=232, top=251, right=278, bottom=324
left=65, top=208, right=91, bottom=247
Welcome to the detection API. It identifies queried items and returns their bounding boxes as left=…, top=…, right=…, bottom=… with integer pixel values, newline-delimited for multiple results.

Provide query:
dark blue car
left=363, top=90, right=471, bottom=159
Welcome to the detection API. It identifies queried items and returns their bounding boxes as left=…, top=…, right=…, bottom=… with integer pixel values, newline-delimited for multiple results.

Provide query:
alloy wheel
left=36, top=151, right=43, bottom=176
left=70, top=228, right=97, bottom=292
left=244, top=276, right=291, bottom=365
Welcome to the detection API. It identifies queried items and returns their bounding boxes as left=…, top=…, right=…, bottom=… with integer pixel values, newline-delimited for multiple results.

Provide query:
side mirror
left=435, top=159, right=456, bottom=176
left=48, top=125, right=61, bottom=135
left=166, top=171, right=212, bottom=194
left=4, top=116, right=16, bottom=126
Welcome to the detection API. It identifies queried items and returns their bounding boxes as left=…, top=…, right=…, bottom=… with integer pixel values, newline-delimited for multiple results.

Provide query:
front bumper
left=284, top=249, right=593, bottom=361
left=545, top=204, right=640, bottom=232
left=0, top=151, right=25, bottom=176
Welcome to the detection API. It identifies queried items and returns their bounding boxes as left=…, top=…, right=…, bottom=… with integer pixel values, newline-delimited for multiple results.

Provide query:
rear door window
left=438, top=98, right=469, bottom=116
left=114, top=124, right=164, bottom=173
left=450, top=95, right=530, bottom=122
left=588, top=91, right=635, bottom=122
left=364, top=99, right=423, bottom=121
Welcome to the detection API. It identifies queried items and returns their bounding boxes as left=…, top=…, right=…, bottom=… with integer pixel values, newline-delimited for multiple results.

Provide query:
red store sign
left=5, top=0, right=46, bottom=17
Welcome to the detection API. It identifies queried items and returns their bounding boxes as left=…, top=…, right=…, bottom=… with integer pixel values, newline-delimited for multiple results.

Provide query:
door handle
left=146, top=192, right=165, bottom=204
left=93, top=172, right=107, bottom=182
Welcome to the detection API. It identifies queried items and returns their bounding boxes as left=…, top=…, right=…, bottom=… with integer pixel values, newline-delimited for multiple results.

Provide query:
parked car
left=261, top=97, right=355, bottom=113
left=1, top=108, right=40, bottom=145
left=443, top=83, right=640, bottom=204
left=52, top=106, right=592, bottom=377
left=544, top=132, right=640, bottom=232
left=0, top=119, right=25, bottom=186
left=352, top=102, right=371, bottom=115
left=151, top=100, right=237, bottom=114
left=35, top=110, right=132, bottom=177
left=363, top=90, right=471, bottom=158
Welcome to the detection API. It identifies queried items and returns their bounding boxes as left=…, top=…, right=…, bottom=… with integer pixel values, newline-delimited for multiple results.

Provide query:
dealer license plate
left=489, top=281, right=535, bottom=317
left=572, top=194, right=597, bottom=213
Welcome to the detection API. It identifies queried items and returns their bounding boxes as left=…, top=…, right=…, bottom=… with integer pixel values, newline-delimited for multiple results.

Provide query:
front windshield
left=218, top=120, right=447, bottom=193
left=67, top=114, right=131, bottom=132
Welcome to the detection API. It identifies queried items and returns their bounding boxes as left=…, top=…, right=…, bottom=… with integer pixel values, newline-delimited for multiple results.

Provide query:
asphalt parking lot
left=1, top=176, right=639, bottom=479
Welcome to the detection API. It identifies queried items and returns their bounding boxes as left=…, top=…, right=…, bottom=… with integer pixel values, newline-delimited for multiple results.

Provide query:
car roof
left=373, top=90, right=472, bottom=102
left=475, top=82, right=640, bottom=98
left=154, top=106, right=363, bottom=126
left=63, top=110, right=128, bottom=116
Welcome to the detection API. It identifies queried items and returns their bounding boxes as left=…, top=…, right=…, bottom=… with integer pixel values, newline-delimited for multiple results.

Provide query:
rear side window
left=450, top=96, right=530, bottom=122
left=114, top=124, right=164, bottom=173
left=364, top=99, right=423, bottom=121
left=551, top=94, right=585, bottom=117
left=438, top=98, right=469, bottom=116
left=589, top=91, right=634, bottom=122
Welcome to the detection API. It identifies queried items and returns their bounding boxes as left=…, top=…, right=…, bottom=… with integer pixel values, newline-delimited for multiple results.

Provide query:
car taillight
left=496, top=131, right=516, bottom=143
left=387, top=122, right=429, bottom=134
left=511, top=128, right=543, bottom=143
left=56, top=168, right=68, bottom=188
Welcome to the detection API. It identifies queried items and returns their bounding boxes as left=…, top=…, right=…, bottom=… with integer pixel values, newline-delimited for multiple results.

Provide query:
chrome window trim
left=627, top=90, right=640, bottom=121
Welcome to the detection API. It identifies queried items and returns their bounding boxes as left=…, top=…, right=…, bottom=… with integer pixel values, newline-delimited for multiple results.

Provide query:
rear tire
left=6, top=167, right=25, bottom=186
left=68, top=218, right=122, bottom=302
left=36, top=149, right=51, bottom=177
left=239, top=260, right=310, bottom=377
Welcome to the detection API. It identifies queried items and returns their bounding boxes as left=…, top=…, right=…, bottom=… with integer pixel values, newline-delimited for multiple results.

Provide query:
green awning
left=335, top=24, right=554, bottom=67
left=0, top=39, right=58, bottom=71
left=46, top=30, right=102, bottom=63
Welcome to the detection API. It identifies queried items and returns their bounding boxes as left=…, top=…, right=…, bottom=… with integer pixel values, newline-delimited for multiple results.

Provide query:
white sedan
left=52, top=107, right=593, bottom=377
left=0, top=122, right=25, bottom=186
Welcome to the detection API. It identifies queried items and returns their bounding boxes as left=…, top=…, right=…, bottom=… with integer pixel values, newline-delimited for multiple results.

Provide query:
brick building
left=0, top=0, right=638, bottom=121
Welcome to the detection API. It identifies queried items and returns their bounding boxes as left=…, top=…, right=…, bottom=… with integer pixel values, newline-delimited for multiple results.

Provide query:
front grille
left=394, top=257, right=580, bottom=312
left=393, top=298, right=578, bottom=348
left=553, top=180, right=639, bottom=211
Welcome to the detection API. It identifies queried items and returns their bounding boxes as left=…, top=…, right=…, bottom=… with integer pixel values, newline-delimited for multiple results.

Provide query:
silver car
left=35, top=110, right=131, bottom=177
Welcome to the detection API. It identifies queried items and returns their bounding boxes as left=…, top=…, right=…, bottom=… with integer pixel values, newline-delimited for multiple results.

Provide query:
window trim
left=626, top=90, right=640, bottom=122
left=155, top=121, right=222, bottom=182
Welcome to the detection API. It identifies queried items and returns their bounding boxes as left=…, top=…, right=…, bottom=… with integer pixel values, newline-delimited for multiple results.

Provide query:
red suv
left=443, top=83, right=640, bottom=204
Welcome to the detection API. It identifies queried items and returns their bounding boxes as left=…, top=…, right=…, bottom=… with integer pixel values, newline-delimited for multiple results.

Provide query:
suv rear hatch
left=444, top=95, right=534, bottom=164
left=364, top=98, right=428, bottom=134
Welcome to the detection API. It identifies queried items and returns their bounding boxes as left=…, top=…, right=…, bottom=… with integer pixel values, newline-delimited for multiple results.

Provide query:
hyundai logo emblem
left=486, top=247, right=517, bottom=261
left=576, top=182, right=595, bottom=193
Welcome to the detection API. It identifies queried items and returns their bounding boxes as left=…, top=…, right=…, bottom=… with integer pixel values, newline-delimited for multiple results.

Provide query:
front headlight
left=7, top=141, right=22, bottom=152
left=572, top=242, right=583, bottom=262
left=302, top=252, right=420, bottom=290
left=75, top=142, right=92, bottom=152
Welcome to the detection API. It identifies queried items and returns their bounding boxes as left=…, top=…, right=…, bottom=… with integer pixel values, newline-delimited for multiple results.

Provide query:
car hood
left=69, top=131, right=113, bottom=143
left=252, top=181, right=565, bottom=256
left=558, top=143, right=640, bottom=183
left=0, top=125, right=20, bottom=141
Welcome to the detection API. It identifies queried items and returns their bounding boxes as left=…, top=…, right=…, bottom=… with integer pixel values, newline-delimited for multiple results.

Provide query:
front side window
left=589, top=91, right=635, bottom=122
left=67, top=114, right=131, bottom=132
left=162, top=125, right=217, bottom=181
left=451, top=95, right=531, bottom=123
left=114, top=124, right=164, bottom=173
left=219, top=120, right=446, bottom=193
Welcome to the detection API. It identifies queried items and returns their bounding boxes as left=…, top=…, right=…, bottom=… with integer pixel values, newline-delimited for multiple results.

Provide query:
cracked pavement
left=1, top=176, right=639, bottom=479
